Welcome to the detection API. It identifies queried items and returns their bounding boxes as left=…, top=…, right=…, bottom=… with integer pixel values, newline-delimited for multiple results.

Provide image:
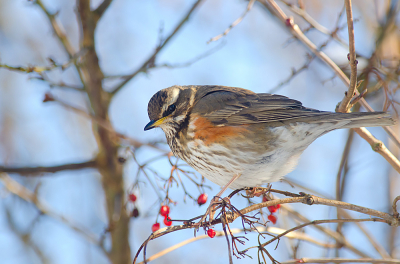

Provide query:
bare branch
left=94, top=0, right=113, bottom=18
left=353, top=127, right=400, bottom=173
left=338, top=0, right=357, bottom=112
left=45, top=93, right=167, bottom=152
left=259, top=218, right=386, bottom=249
left=0, top=160, right=97, bottom=175
left=110, top=0, right=205, bottom=95
left=35, top=0, right=76, bottom=58
left=392, top=196, right=400, bottom=218
left=208, top=0, right=255, bottom=43
left=135, top=226, right=336, bottom=264
left=237, top=195, right=395, bottom=224
left=281, top=258, right=400, bottom=264
left=0, top=173, right=102, bottom=247
left=258, top=0, right=400, bottom=172
left=338, top=209, right=392, bottom=259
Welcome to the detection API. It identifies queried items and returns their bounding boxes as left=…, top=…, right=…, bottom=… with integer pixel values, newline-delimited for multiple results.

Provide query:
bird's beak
left=144, top=117, right=166, bottom=131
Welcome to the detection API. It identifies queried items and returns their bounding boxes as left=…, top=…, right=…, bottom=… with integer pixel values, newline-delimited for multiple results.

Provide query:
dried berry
left=131, top=208, right=139, bottom=218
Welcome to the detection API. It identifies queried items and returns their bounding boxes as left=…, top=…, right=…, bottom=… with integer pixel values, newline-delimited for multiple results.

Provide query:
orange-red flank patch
left=192, top=115, right=249, bottom=146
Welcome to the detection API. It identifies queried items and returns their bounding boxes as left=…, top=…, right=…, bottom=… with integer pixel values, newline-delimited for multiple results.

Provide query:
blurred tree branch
left=0, top=160, right=97, bottom=175
left=110, top=0, right=205, bottom=95
left=0, top=173, right=102, bottom=248
left=258, top=0, right=400, bottom=173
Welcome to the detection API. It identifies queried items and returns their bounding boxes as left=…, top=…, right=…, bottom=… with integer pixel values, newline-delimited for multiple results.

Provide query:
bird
left=144, top=85, right=394, bottom=198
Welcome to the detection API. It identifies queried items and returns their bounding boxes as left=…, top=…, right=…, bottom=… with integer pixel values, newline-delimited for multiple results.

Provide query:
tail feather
left=293, top=111, right=396, bottom=128
left=336, top=112, right=395, bottom=129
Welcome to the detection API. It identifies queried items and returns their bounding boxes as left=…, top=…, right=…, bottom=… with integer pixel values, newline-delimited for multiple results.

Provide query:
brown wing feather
left=190, top=86, right=394, bottom=127
left=192, top=88, right=325, bottom=125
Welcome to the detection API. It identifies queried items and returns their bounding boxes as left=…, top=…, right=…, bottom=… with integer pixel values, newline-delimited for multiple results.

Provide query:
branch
left=34, top=0, right=87, bottom=89
left=353, top=127, right=400, bottom=172
left=208, top=0, right=255, bottom=43
left=283, top=205, right=369, bottom=258
left=135, top=226, right=335, bottom=264
left=94, top=0, right=113, bottom=18
left=236, top=195, right=396, bottom=224
left=258, top=0, right=400, bottom=172
left=258, top=218, right=386, bottom=250
left=0, top=160, right=97, bottom=175
left=281, top=258, right=400, bottom=264
left=44, top=93, right=167, bottom=152
left=338, top=209, right=392, bottom=259
left=35, top=0, right=76, bottom=58
left=110, top=0, right=205, bottom=95
left=337, top=0, right=357, bottom=112
left=0, top=173, right=101, bottom=246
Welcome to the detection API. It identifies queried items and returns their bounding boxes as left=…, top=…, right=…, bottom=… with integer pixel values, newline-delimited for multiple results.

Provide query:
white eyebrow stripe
left=169, top=87, right=180, bottom=105
left=162, top=87, right=181, bottom=113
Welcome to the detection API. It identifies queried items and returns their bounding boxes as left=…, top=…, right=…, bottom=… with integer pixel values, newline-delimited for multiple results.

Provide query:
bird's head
left=145, top=86, right=195, bottom=135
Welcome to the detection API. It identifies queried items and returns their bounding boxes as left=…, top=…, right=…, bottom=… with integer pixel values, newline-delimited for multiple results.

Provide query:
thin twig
left=237, top=196, right=395, bottom=224
left=208, top=0, right=255, bottom=43
left=258, top=0, right=400, bottom=173
left=35, top=0, right=76, bottom=58
left=280, top=258, right=400, bottom=264
left=393, top=196, right=400, bottom=218
left=259, top=218, right=385, bottom=248
left=353, top=127, right=400, bottom=173
left=135, top=226, right=337, bottom=264
left=45, top=93, right=167, bottom=152
left=0, top=173, right=102, bottom=247
left=338, top=0, right=358, bottom=112
left=338, top=209, right=392, bottom=259
left=110, top=0, right=205, bottom=95
left=284, top=206, right=369, bottom=257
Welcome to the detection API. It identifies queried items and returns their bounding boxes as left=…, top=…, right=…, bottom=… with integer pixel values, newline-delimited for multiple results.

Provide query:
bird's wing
left=192, top=89, right=330, bottom=126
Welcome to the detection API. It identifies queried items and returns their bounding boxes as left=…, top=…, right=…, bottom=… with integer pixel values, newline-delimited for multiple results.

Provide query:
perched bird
left=145, top=85, right=394, bottom=195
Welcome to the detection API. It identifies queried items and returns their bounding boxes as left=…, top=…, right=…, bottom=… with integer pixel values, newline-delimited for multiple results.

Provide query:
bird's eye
left=165, top=104, right=176, bottom=116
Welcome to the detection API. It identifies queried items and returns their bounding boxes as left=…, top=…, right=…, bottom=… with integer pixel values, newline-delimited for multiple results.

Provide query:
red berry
left=151, top=223, right=160, bottom=232
left=197, top=193, right=208, bottom=205
left=207, top=228, right=216, bottom=238
left=276, top=204, right=281, bottom=209
left=268, top=205, right=278, bottom=214
left=129, top=194, right=137, bottom=202
left=163, top=216, right=172, bottom=226
left=159, top=205, right=170, bottom=217
left=268, top=214, right=277, bottom=224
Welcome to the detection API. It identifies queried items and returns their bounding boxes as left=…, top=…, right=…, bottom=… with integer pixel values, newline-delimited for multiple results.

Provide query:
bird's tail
left=334, top=112, right=395, bottom=128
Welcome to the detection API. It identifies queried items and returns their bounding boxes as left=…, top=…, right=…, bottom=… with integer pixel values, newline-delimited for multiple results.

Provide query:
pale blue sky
left=0, top=0, right=397, bottom=263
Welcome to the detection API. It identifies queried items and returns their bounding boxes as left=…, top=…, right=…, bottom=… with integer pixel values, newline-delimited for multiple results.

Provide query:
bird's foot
left=244, top=184, right=272, bottom=198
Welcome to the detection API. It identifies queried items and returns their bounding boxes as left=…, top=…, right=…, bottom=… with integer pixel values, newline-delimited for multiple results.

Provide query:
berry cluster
left=151, top=205, right=172, bottom=232
left=150, top=193, right=208, bottom=232
left=263, top=195, right=280, bottom=224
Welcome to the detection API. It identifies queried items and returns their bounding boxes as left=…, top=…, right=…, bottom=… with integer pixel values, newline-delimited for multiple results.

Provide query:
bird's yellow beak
left=144, top=117, right=167, bottom=131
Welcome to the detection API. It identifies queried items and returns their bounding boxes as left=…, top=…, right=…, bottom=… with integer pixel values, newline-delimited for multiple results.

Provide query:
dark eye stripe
left=164, top=104, right=176, bottom=117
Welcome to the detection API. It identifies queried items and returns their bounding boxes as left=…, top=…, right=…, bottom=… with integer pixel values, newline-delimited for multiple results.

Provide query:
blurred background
left=0, top=0, right=399, bottom=263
